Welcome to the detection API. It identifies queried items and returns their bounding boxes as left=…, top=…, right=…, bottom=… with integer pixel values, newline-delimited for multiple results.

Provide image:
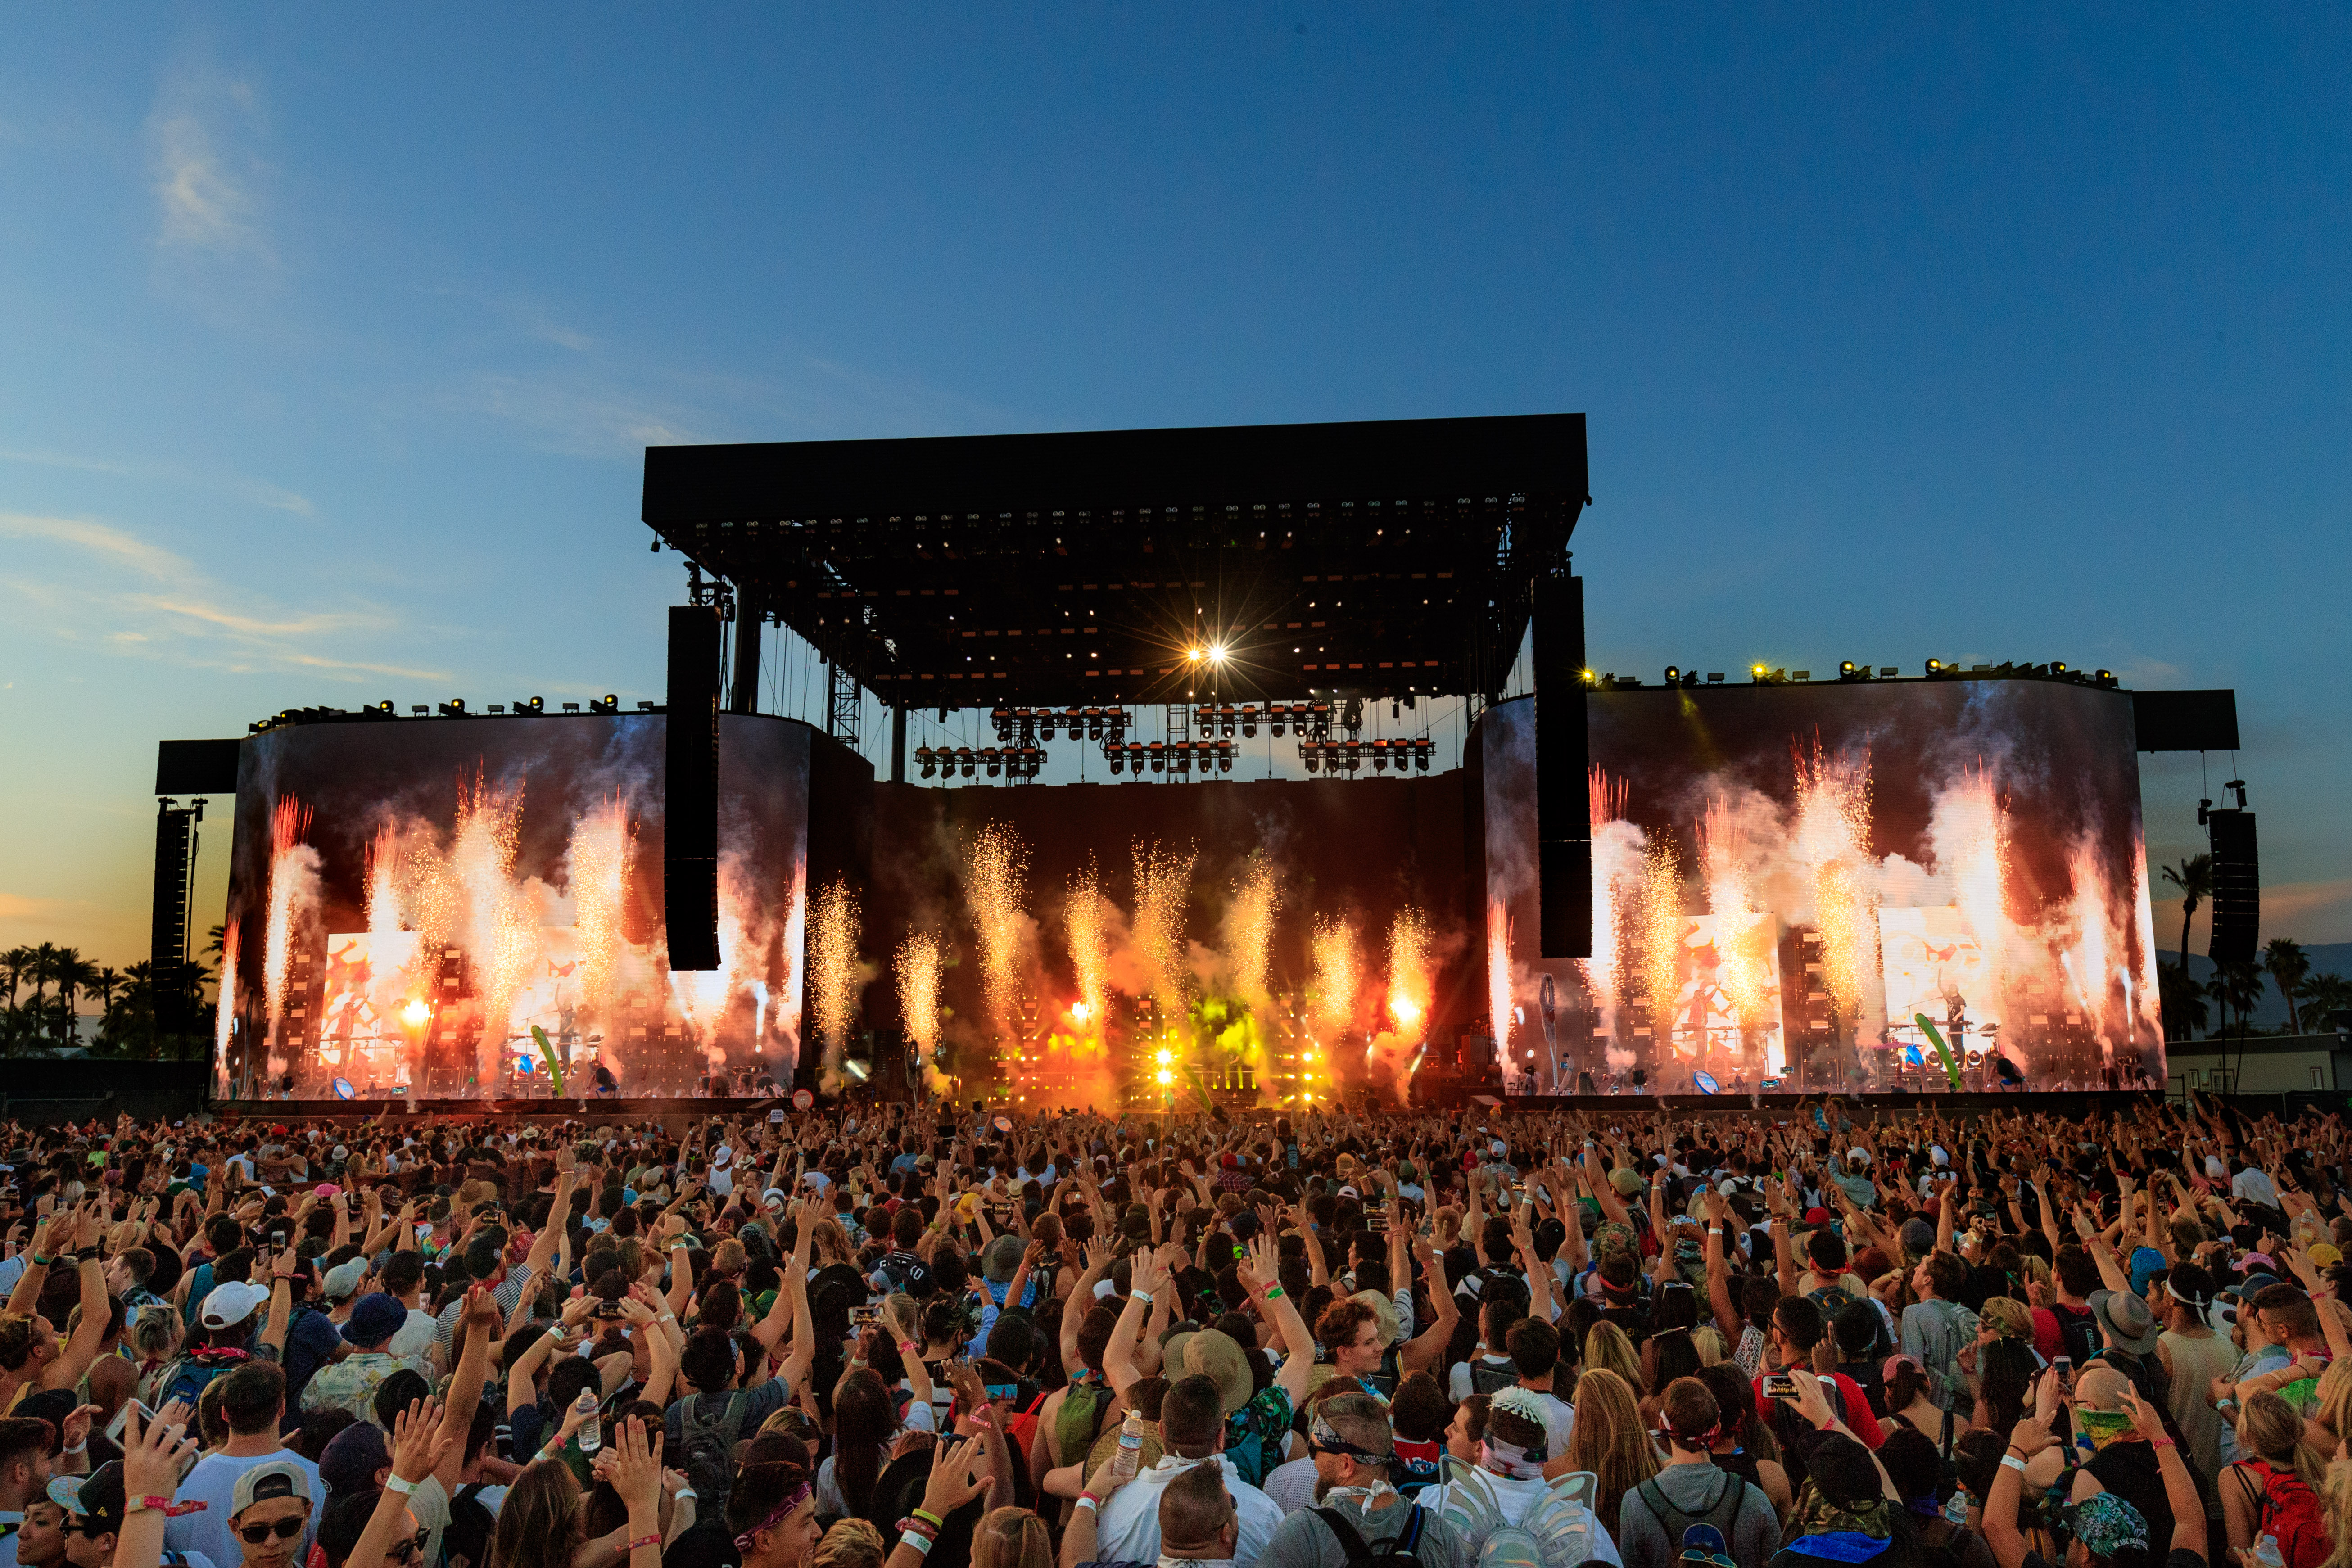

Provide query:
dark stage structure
left=163, top=413, right=2261, bottom=1114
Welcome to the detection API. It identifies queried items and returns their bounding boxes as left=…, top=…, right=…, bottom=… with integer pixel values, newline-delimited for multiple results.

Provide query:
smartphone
left=106, top=1399, right=156, bottom=1446
left=1366, top=1211, right=1389, bottom=1234
left=593, top=1300, right=624, bottom=1320
left=1764, top=1373, right=1798, bottom=1401
left=852, top=1304, right=879, bottom=1327
left=270, top=1230, right=286, bottom=1247
left=2053, top=1355, right=2073, bottom=1391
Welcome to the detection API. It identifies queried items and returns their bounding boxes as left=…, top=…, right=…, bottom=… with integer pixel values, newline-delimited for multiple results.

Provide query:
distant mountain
left=2157, top=944, right=2352, bottom=1033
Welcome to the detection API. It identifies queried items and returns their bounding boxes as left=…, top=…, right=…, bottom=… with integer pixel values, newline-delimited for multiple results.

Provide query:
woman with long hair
left=1973, top=1338, right=2037, bottom=1436
left=1693, top=1361, right=1791, bottom=1523
left=1637, top=1329, right=1704, bottom=1431
left=1561, top=1366, right=1657, bottom=1541
left=1584, top=1321, right=1642, bottom=1392
left=485, top=1461, right=582, bottom=1568
left=2221, top=1392, right=2329, bottom=1563
left=1884, top=1353, right=1959, bottom=1450
left=819, top=1368, right=900, bottom=1523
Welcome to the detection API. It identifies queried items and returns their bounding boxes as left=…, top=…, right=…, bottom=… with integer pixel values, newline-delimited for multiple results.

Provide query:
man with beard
left=1258, top=1392, right=1470, bottom=1568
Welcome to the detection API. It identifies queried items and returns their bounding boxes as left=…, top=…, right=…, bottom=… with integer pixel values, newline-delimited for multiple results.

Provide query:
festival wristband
left=911, top=1509, right=946, bottom=1530
left=900, top=1532, right=935, bottom=1556
left=1075, top=1495, right=1100, bottom=1514
left=30, top=1254, right=54, bottom=1267
left=628, top=1536, right=662, bottom=1553
left=899, top=1340, right=921, bottom=1354
left=1130, top=1289, right=1153, bottom=1306
left=385, top=1476, right=417, bottom=1496
left=2000, top=1455, right=2028, bottom=1473
left=2149, top=1437, right=2176, bottom=1451
left=1262, top=1284, right=1285, bottom=1301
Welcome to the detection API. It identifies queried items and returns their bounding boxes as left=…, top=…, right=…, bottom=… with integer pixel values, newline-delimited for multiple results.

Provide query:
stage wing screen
left=1480, top=682, right=2162, bottom=1093
left=217, top=714, right=809, bottom=1101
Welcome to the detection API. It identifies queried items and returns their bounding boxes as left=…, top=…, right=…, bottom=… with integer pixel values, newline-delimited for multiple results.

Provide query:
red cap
left=1804, top=1207, right=1832, bottom=1225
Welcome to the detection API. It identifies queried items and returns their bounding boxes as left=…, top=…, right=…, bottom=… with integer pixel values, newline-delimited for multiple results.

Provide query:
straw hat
left=1162, top=1327, right=1253, bottom=1416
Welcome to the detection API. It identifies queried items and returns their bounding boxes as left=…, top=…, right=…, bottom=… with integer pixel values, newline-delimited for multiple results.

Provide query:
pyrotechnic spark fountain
left=396, top=837, right=457, bottom=977
left=451, top=767, right=534, bottom=1079
left=1586, top=767, right=1634, bottom=1061
left=896, top=932, right=946, bottom=1094
left=810, top=877, right=861, bottom=1076
left=967, top=824, right=1031, bottom=1033
left=1793, top=736, right=1878, bottom=1036
left=1486, top=896, right=1513, bottom=1068
left=1310, top=915, right=1357, bottom=1042
left=1388, top=907, right=1433, bottom=1039
left=2130, top=844, right=2163, bottom=1044
left=263, top=795, right=316, bottom=1038
left=1066, top=863, right=1111, bottom=1025
left=214, top=919, right=240, bottom=1076
left=364, top=825, right=399, bottom=937
left=1637, top=841, right=1683, bottom=1053
left=1131, top=840, right=1195, bottom=1019
left=1938, top=760, right=2009, bottom=1035
left=1698, top=795, right=1778, bottom=1069
left=568, top=798, right=631, bottom=1031
left=1225, top=853, right=1280, bottom=1011
left=2065, top=840, right=2115, bottom=1062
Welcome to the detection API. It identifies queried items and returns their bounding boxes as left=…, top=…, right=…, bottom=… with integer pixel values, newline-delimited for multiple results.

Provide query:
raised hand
left=120, top=1399, right=199, bottom=1500
left=390, top=1398, right=456, bottom=1484
left=606, top=1416, right=666, bottom=1518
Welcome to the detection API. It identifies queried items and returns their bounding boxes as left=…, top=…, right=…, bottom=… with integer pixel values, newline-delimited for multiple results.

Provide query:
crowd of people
left=1, top=1092, right=2351, bottom=1568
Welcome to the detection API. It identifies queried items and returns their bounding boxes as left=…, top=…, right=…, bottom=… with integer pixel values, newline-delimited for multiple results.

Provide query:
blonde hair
left=970, top=1508, right=1052, bottom=1568
left=2313, top=1359, right=2352, bottom=1445
left=2238, top=1392, right=2323, bottom=1490
left=1981, top=1297, right=2035, bottom=1342
left=810, top=1520, right=884, bottom=1568
left=1563, top=1367, right=1657, bottom=1538
left=1692, top=1325, right=1728, bottom=1365
left=1584, top=1321, right=1642, bottom=1390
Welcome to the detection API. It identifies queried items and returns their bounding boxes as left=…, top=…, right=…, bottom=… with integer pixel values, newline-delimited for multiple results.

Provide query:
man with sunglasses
left=49, top=1463, right=218, bottom=1568
left=219, top=1464, right=308, bottom=1568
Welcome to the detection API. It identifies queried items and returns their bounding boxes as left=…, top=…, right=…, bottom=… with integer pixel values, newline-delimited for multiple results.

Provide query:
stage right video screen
left=1479, top=679, right=2164, bottom=1094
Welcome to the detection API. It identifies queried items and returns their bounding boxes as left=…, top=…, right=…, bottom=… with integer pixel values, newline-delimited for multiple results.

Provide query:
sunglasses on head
left=238, top=1518, right=306, bottom=1545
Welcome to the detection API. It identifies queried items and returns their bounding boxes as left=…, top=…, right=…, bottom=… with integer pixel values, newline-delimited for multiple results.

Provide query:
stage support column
left=666, top=605, right=724, bottom=971
left=728, top=592, right=761, bottom=715
left=890, top=705, right=907, bottom=783
left=1534, top=571, right=1591, bottom=958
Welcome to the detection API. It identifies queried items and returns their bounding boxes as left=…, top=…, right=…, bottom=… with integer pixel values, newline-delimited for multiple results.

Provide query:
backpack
left=2050, top=1303, right=2103, bottom=1367
left=1054, top=1381, right=1111, bottom=1467
left=154, top=1348, right=248, bottom=1412
left=442, top=1482, right=499, bottom=1568
left=677, top=1392, right=753, bottom=1516
left=1000, top=1390, right=1050, bottom=1461
left=2234, top=1460, right=2334, bottom=1568
left=1470, top=1359, right=1521, bottom=1397
left=1634, top=1468, right=1748, bottom=1568
left=1917, top=1301, right=1979, bottom=1411
left=1313, top=1502, right=1430, bottom=1568
left=1436, top=1461, right=1607, bottom=1568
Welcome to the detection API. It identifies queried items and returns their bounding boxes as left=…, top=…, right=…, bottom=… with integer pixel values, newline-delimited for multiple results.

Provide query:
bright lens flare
left=399, top=998, right=429, bottom=1027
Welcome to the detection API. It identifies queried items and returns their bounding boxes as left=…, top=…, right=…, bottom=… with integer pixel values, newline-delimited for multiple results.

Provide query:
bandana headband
left=1478, top=1435, right=1546, bottom=1479
left=1308, top=1413, right=1388, bottom=1462
left=731, top=1478, right=814, bottom=1551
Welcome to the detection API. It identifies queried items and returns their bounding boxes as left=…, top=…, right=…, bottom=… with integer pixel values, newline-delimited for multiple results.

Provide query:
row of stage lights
left=1601, top=661, right=2121, bottom=689
left=989, top=706, right=1134, bottom=743
left=1303, top=737, right=1436, bottom=773
left=916, top=746, right=1045, bottom=780
left=1187, top=702, right=1342, bottom=738
left=1107, top=740, right=1237, bottom=775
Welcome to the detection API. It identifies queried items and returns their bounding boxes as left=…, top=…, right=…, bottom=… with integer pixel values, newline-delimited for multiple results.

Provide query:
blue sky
left=2, top=6, right=2347, bottom=970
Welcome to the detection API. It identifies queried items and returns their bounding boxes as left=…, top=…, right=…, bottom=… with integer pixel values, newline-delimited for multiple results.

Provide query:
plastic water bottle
left=1110, top=1408, right=1146, bottom=1483
left=2254, top=1537, right=2284, bottom=1568
left=574, top=1391, right=603, bottom=1455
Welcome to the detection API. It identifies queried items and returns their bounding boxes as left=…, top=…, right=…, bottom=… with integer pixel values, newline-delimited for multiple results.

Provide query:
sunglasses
left=389, top=1528, right=430, bottom=1563
left=238, top=1518, right=306, bottom=1545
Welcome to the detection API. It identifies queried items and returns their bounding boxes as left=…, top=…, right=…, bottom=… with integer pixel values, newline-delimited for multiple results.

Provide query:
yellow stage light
left=1208, top=643, right=1228, bottom=664
left=1155, top=1047, right=1173, bottom=1065
left=400, top=999, right=429, bottom=1026
left=1155, top=1069, right=1173, bottom=1085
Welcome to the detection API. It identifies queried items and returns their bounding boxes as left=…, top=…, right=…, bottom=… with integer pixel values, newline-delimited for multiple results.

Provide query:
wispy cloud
left=149, top=63, right=269, bottom=262
left=2266, top=879, right=2352, bottom=945
left=448, top=371, right=706, bottom=458
left=0, top=510, right=448, bottom=684
left=0, top=447, right=313, bottom=517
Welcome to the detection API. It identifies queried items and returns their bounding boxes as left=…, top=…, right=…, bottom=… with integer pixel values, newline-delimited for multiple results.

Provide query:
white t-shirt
left=388, top=1305, right=438, bottom=1364
left=167, top=1450, right=326, bottom=1568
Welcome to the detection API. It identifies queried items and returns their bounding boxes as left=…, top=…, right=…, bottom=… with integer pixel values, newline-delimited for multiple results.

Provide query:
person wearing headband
left=2149, top=1261, right=2231, bottom=1482
left=726, top=1462, right=819, bottom=1568
left=1258, top=1392, right=1468, bottom=1568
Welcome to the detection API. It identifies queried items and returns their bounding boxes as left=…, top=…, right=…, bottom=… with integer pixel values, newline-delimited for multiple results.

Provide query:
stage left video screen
left=215, top=714, right=810, bottom=1102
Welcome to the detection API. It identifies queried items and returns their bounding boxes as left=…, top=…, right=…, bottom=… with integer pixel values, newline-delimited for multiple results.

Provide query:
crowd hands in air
left=10, top=1091, right=2352, bottom=1568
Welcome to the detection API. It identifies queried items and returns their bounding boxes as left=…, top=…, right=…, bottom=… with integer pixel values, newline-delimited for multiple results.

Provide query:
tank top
left=2161, top=1326, right=2239, bottom=1479
left=1713, top=1446, right=1763, bottom=1490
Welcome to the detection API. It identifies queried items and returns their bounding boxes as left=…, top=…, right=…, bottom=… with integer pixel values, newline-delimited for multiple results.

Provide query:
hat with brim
left=1086, top=1419, right=1166, bottom=1476
left=200, top=1280, right=270, bottom=1332
left=2090, top=1288, right=2163, bottom=1356
left=1609, top=1168, right=1645, bottom=1198
left=1350, top=1289, right=1402, bottom=1349
left=982, top=1234, right=1025, bottom=1285
left=1169, top=1327, right=1253, bottom=1416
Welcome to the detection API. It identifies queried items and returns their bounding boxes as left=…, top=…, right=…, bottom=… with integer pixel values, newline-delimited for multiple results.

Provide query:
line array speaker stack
left=665, top=605, right=724, bottom=971
left=1533, top=573, right=1591, bottom=957
left=2207, top=808, right=2260, bottom=967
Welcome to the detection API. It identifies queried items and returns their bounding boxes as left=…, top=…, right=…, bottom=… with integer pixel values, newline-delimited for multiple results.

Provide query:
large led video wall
left=217, top=714, right=808, bottom=1100
left=1480, top=682, right=2165, bottom=1093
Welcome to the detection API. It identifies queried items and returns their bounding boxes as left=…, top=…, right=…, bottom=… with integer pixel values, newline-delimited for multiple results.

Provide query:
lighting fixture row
left=916, top=745, right=1045, bottom=780
left=1189, top=701, right=1334, bottom=738
left=1106, top=740, right=1239, bottom=776
left=1300, top=737, right=1435, bottom=774
left=988, top=705, right=1134, bottom=744
left=1577, top=661, right=2121, bottom=690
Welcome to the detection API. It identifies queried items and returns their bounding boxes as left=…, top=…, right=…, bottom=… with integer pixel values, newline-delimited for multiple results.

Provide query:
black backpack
left=677, top=1392, right=753, bottom=1516
left=1313, top=1503, right=1429, bottom=1568
left=1634, top=1468, right=1747, bottom=1560
left=443, top=1483, right=499, bottom=1568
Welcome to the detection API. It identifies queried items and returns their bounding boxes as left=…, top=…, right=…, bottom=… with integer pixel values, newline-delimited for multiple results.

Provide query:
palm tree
left=49, top=949, right=98, bottom=1045
left=94, top=967, right=122, bottom=1017
left=2263, top=938, right=2312, bottom=1035
left=2159, top=962, right=2209, bottom=1041
left=2303, top=973, right=2352, bottom=1033
left=2210, top=961, right=2265, bottom=1041
left=0, top=946, right=30, bottom=1009
left=2161, top=855, right=2214, bottom=966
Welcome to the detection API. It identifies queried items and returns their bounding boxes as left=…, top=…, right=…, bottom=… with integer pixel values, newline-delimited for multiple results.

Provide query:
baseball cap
left=201, top=1280, right=271, bottom=1332
left=51, top=1463, right=127, bottom=1534
left=231, top=1459, right=314, bottom=1517
left=344, top=1293, right=408, bottom=1347
left=321, top=1258, right=368, bottom=1301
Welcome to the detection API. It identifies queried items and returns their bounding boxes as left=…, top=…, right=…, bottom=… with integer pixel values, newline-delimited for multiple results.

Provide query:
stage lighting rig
left=917, top=746, right=938, bottom=779
left=1266, top=704, right=1286, bottom=738
left=1148, top=742, right=1166, bottom=773
left=1108, top=750, right=1125, bottom=775
left=1302, top=745, right=1321, bottom=774
left=1371, top=739, right=1390, bottom=771
left=1340, top=696, right=1364, bottom=735
left=985, top=748, right=1003, bottom=778
left=1413, top=737, right=1434, bottom=771
left=956, top=747, right=976, bottom=779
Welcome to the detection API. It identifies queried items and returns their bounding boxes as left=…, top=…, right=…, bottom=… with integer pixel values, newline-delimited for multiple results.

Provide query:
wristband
left=62, top=1440, right=87, bottom=1455
left=1262, top=1284, right=1285, bottom=1301
left=127, top=1496, right=175, bottom=1516
left=674, top=1489, right=697, bottom=1503
left=30, top=1254, right=54, bottom=1267
left=2148, top=1436, right=2176, bottom=1451
left=1075, top=1495, right=1100, bottom=1514
left=628, top=1536, right=662, bottom=1553
left=911, top=1509, right=946, bottom=1530
left=900, top=1532, right=935, bottom=1556
left=899, top=1339, right=921, bottom=1354
left=386, top=1476, right=417, bottom=1496
left=1130, top=1289, right=1153, bottom=1306
left=2000, top=1455, right=2028, bottom=1473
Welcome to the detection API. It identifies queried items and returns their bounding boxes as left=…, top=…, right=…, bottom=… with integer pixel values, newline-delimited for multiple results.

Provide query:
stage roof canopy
left=641, top=413, right=1588, bottom=708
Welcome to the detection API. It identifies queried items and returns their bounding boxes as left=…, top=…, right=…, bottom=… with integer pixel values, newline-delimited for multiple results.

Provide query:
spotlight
left=2095, top=669, right=2117, bottom=687
left=1269, top=704, right=1287, bottom=738
left=1664, top=666, right=1680, bottom=684
left=1241, top=705, right=1258, bottom=738
left=1838, top=662, right=1862, bottom=681
left=984, top=747, right=1003, bottom=778
left=917, top=745, right=937, bottom=779
left=1187, top=647, right=1203, bottom=663
left=1148, top=743, right=1165, bottom=774
left=1219, top=704, right=1237, bottom=737
left=1581, top=668, right=1598, bottom=685
left=1925, top=659, right=1943, bottom=675
left=1109, top=753, right=1125, bottom=775
left=1208, top=643, right=1228, bottom=664
left=956, top=747, right=976, bottom=779
left=1302, top=746, right=1320, bottom=775
left=1372, top=739, right=1390, bottom=772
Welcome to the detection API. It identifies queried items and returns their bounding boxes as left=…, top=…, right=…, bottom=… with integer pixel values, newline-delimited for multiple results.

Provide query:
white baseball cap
left=200, top=1280, right=271, bottom=1331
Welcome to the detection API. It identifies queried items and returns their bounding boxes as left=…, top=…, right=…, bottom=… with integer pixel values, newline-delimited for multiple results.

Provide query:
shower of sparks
left=1131, top=839, right=1196, bottom=1017
left=2066, top=840, right=2115, bottom=1061
left=397, top=836, right=458, bottom=984
left=967, top=823, right=1031, bottom=1031
left=1388, top=907, right=1433, bottom=1042
left=1065, top=863, right=1111, bottom=1024
left=810, top=877, right=861, bottom=1053
left=1697, top=796, right=1773, bottom=1033
left=1942, top=760, right=2010, bottom=1030
left=897, top=932, right=941, bottom=1057
left=214, top=919, right=240, bottom=1069
left=1637, top=840, right=1683, bottom=1049
left=1310, top=915, right=1357, bottom=1040
left=1486, top=897, right=1513, bottom=1056
left=1586, top=766, right=1630, bottom=1044
left=1226, top=852, right=1280, bottom=1008
left=2129, top=843, right=2163, bottom=1044
left=263, top=795, right=315, bottom=1030
left=364, top=824, right=400, bottom=935
left=451, top=766, right=534, bottom=1072
left=568, top=797, right=631, bottom=1030
left=1793, top=734, right=1877, bottom=1029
